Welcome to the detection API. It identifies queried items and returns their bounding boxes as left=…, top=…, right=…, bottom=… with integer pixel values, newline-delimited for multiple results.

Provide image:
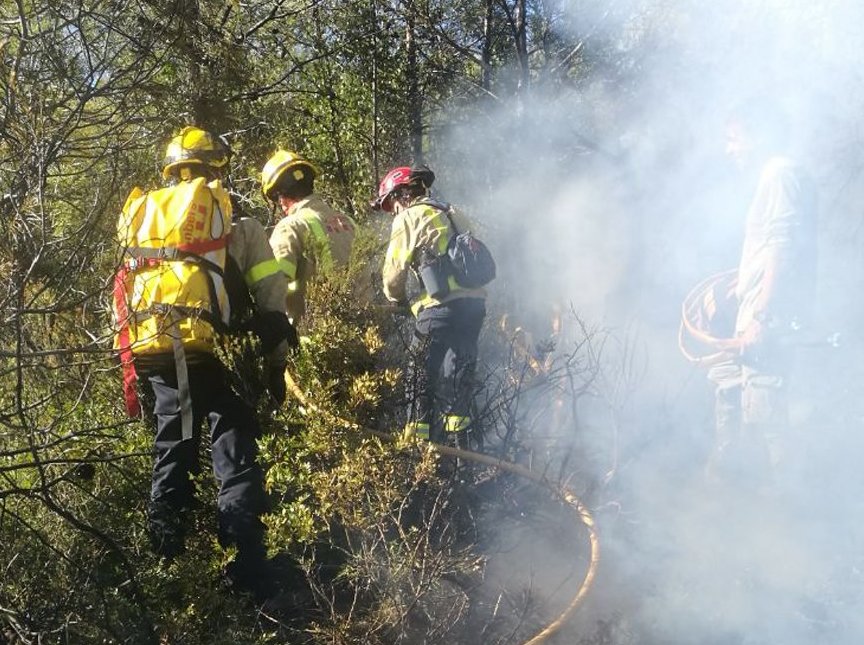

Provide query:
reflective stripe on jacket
left=269, top=193, right=356, bottom=322
left=229, top=217, right=290, bottom=363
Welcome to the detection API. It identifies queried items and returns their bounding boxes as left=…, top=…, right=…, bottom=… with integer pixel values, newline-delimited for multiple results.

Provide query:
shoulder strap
left=223, top=253, right=254, bottom=329
left=441, top=208, right=460, bottom=236
left=422, top=198, right=460, bottom=236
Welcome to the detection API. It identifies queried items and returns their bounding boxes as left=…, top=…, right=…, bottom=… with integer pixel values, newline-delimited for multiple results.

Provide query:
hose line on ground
left=283, top=369, right=600, bottom=645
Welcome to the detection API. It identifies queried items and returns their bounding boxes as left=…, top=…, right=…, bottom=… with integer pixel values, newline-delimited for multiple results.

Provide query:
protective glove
left=266, top=360, right=287, bottom=406
left=246, top=310, right=299, bottom=354
left=283, top=318, right=300, bottom=352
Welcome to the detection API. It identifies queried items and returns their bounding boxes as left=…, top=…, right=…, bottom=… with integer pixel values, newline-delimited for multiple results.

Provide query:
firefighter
left=262, top=150, right=358, bottom=324
left=114, top=126, right=296, bottom=599
left=373, top=165, right=487, bottom=444
left=706, top=100, right=817, bottom=487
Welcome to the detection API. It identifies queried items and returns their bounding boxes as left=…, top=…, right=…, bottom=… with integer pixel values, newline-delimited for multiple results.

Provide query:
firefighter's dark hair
left=392, top=182, right=426, bottom=206
left=273, top=172, right=314, bottom=200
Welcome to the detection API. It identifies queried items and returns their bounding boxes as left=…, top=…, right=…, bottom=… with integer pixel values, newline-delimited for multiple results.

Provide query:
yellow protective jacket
left=269, top=193, right=357, bottom=322
left=382, top=197, right=486, bottom=314
left=114, top=178, right=289, bottom=366
left=113, top=177, right=289, bottom=430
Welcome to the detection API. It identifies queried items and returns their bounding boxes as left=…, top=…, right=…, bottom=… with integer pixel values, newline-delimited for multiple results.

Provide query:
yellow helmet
left=162, top=126, right=232, bottom=180
left=261, top=149, right=319, bottom=200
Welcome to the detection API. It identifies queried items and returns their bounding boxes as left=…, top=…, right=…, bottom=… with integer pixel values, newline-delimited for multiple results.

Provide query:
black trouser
left=407, top=297, right=486, bottom=443
left=146, top=360, right=267, bottom=559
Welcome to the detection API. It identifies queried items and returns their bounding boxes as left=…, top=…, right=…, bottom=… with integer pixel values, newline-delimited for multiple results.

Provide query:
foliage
left=5, top=0, right=863, bottom=643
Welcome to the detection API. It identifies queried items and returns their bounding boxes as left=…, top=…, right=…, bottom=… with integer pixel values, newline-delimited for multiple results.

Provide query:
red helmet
left=373, top=165, right=435, bottom=212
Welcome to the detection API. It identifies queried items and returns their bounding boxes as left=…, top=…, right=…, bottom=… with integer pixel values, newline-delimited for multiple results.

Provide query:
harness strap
left=126, top=237, right=226, bottom=256
left=123, top=251, right=227, bottom=331
left=125, top=247, right=226, bottom=278
left=130, top=304, right=228, bottom=334
left=169, top=310, right=194, bottom=441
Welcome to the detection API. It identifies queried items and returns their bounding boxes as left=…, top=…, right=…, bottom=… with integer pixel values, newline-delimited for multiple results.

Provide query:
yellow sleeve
left=268, top=217, right=305, bottom=282
left=382, top=213, right=413, bottom=303
left=229, top=218, right=288, bottom=315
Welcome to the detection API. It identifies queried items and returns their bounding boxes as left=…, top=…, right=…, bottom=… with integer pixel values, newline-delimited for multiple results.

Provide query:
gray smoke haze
left=428, top=1, right=864, bottom=642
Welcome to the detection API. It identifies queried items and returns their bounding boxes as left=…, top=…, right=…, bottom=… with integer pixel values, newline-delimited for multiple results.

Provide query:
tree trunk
left=371, top=0, right=380, bottom=181
left=515, top=0, right=529, bottom=93
left=482, top=0, right=494, bottom=92
left=405, top=0, right=423, bottom=164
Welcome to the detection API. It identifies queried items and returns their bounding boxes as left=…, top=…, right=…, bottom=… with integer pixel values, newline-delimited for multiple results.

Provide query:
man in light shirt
left=707, top=100, right=817, bottom=488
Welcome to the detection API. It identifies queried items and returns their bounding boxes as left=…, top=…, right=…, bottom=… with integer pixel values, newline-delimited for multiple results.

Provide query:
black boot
left=224, top=548, right=280, bottom=601
left=148, top=500, right=187, bottom=561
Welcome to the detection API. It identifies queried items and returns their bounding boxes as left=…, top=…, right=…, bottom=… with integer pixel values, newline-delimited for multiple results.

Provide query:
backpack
left=441, top=209, right=496, bottom=289
left=112, top=177, right=232, bottom=418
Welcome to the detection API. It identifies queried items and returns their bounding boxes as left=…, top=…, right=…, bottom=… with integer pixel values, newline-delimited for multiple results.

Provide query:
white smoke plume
left=428, top=1, right=864, bottom=642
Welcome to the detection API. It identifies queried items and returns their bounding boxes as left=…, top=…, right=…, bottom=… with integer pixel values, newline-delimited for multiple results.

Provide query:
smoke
left=429, top=1, right=864, bottom=642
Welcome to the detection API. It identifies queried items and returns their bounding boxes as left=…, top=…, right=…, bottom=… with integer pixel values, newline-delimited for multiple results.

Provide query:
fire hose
left=283, top=368, right=600, bottom=645
left=679, top=269, right=841, bottom=365
left=678, top=269, right=741, bottom=365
